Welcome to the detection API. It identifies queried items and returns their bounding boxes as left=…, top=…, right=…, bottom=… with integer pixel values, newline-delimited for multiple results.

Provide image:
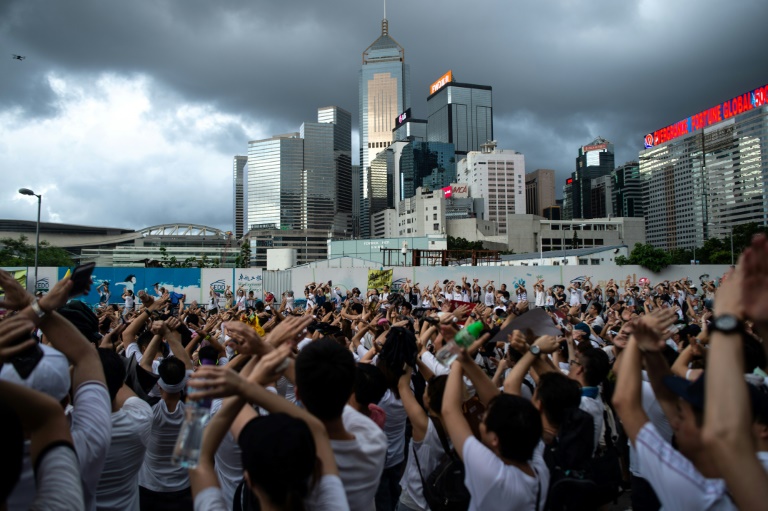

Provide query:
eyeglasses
left=569, top=359, right=582, bottom=366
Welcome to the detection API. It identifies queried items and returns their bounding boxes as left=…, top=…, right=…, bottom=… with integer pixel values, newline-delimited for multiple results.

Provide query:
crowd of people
left=1, top=235, right=767, bottom=510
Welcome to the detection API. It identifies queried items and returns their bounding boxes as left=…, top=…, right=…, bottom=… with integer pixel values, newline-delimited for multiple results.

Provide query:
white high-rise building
left=457, top=141, right=526, bottom=234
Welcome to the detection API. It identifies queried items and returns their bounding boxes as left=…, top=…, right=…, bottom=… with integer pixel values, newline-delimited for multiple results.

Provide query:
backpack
left=413, top=417, right=470, bottom=511
left=544, top=407, right=603, bottom=511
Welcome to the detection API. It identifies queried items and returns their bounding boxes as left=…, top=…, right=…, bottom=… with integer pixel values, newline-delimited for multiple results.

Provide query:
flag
left=367, top=269, right=393, bottom=291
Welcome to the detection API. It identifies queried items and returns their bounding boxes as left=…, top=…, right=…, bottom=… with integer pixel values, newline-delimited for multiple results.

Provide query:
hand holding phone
left=69, top=262, right=96, bottom=297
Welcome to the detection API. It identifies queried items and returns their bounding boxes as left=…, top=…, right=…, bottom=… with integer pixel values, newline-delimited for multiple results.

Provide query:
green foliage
left=0, top=235, right=74, bottom=267
left=620, top=243, right=673, bottom=273
left=447, top=236, right=484, bottom=251
left=235, top=242, right=252, bottom=268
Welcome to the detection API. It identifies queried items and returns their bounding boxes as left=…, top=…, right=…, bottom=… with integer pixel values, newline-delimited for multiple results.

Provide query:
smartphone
left=11, top=340, right=44, bottom=379
left=69, top=262, right=96, bottom=297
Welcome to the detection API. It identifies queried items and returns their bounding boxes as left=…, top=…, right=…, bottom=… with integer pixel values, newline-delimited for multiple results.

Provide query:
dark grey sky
left=1, top=0, right=766, bottom=230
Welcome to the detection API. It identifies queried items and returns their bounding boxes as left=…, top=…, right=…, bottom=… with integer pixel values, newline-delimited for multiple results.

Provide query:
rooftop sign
left=430, top=70, right=453, bottom=95
left=644, top=83, right=768, bottom=148
left=394, top=108, right=411, bottom=129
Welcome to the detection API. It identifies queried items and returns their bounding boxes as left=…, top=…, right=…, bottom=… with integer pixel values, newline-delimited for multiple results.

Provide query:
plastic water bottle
left=171, top=362, right=213, bottom=468
left=436, top=321, right=485, bottom=366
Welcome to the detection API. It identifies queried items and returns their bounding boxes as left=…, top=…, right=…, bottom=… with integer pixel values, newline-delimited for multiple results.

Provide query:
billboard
left=644, top=83, right=768, bottom=148
left=582, top=143, right=608, bottom=153
left=394, top=108, right=411, bottom=129
left=429, top=70, right=453, bottom=95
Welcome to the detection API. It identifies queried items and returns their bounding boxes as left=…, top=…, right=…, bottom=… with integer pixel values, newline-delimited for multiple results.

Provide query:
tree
left=236, top=241, right=252, bottom=268
left=615, top=243, right=672, bottom=273
left=447, top=236, right=484, bottom=251
left=0, top=235, right=74, bottom=267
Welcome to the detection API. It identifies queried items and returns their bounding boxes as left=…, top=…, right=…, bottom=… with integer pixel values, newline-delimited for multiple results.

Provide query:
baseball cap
left=664, top=374, right=705, bottom=410
left=574, top=323, right=591, bottom=336
left=0, top=344, right=71, bottom=402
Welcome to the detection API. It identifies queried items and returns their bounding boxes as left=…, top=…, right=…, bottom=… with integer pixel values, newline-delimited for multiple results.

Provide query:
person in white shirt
left=0, top=274, right=113, bottom=511
left=295, top=338, right=387, bottom=510
left=568, top=282, right=583, bottom=308
left=442, top=353, right=549, bottom=511
left=396, top=369, right=450, bottom=511
left=138, top=336, right=195, bottom=511
left=613, top=309, right=738, bottom=511
left=96, top=349, right=153, bottom=511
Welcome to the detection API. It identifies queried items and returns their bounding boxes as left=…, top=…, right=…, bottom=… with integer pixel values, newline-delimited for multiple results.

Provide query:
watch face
left=530, top=345, right=541, bottom=356
left=715, top=315, right=739, bottom=331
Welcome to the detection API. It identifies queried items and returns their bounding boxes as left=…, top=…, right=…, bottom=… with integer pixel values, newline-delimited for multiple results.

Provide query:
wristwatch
left=709, top=315, right=743, bottom=335
left=530, top=345, right=542, bottom=357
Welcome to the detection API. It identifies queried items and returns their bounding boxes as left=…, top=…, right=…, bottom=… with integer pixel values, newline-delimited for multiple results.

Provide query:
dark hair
left=136, top=330, right=154, bottom=351
left=354, top=363, right=387, bottom=408
left=535, top=372, right=581, bottom=428
left=376, top=327, right=418, bottom=398
left=350, top=303, right=364, bottom=314
left=158, top=357, right=186, bottom=386
left=97, top=348, right=126, bottom=403
left=591, top=302, right=603, bottom=314
left=580, top=348, right=610, bottom=387
left=198, top=345, right=219, bottom=365
left=186, top=314, right=199, bottom=327
left=426, top=375, right=448, bottom=416
left=239, top=414, right=315, bottom=510
left=295, top=338, right=356, bottom=420
left=484, top=394, right=542, bottom=463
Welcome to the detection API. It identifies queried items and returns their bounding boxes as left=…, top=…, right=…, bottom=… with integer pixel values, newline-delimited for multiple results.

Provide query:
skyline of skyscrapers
left=246, top=107, right=352, bottom=236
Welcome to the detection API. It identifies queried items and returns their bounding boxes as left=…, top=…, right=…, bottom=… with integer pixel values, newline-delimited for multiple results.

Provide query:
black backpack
left=412, top=417, right=470, bottom=511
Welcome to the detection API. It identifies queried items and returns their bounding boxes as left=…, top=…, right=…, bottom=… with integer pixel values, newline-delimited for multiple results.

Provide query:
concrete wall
left=8, top=264, right=728, bottom=309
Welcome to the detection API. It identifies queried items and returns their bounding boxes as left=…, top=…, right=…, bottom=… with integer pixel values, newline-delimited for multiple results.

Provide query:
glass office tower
left=233, top=155, right=247, bottom=239
left=427, top=82, right=493, bottom=157
left=640, top=83, right=768, bottom=249
left=247, top=134, right=304, bottom=231
left=358, top=18, right=410, bottom=237
left=568, top=137, right=615, bottom=219
left=399, top=142, right=456, bottom=200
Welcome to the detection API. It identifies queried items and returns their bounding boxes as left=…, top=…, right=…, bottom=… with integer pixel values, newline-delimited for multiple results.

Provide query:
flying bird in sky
left=11, top=54, right=26, bottom=61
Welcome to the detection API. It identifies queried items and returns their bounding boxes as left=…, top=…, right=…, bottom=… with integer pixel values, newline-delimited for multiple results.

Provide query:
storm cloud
left=1, top=0, right=766, bottom=230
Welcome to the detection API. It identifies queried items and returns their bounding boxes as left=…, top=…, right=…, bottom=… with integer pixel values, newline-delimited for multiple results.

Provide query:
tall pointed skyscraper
left=357, top=17, right=410, bottom=237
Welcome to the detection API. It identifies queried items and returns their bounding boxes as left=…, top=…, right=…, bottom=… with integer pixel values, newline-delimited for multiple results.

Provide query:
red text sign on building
left=644, top=83, right=768, bottom=148
left=582, top=143, right=608, bottom=152
left=430, top=70, right=454, bottom=95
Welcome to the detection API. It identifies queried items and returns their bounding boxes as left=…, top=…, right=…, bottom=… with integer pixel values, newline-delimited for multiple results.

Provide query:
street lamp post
left=18, top=188, right=42, bottom=291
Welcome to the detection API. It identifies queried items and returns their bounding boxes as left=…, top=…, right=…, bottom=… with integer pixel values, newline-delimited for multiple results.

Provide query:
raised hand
left=223, top=320, right=266, bottom=356
left=265, top=314, right=313, bottom=347
left=251, top=343, right=293, bottom=385
left=0, top=315, right=37, bottom=364
left=632, top=308, right=677, bottom=352
left=532, top=335, right=560, bottom=354
left=187, top=365, right=246, bottom=400
left=0, top=269, right=34, bottom=311
left=739, top=234, right=768, bottom=325
left=507, top=330, right=528, bottom=353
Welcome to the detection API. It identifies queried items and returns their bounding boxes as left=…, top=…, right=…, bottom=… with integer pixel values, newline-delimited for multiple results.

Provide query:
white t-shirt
left=124, top=294, right=135, bottom=310
left=327, top=405, right=387, bottom=511
left=484, top=291, right=495, bottom=307
left=70, top=382, right=113, bottom=511
left=138, top=399, right=190, bottom=492
left=399, top=419, right=445, bottom=510
left=569, top=289, right=583, bottom=307
left=210, top=399, right=243, bottom=508
left=31, top=444, right=86, bottom=511
left=378, top=389, right=408, bottom=468
left=6, top=382, right=111, bottom=511
left=634, top=422, right=736, bottom=510
left=97, top=396, right=153, bottom=511
left=579, top=394, right=605, bottom=453
left=196, top=474, right=349, bottom=511
left=628, top=373, right=673, bottom=478
left=535, top=290, right=545, bottom=307
left=463, top=437, right=549, bottom=511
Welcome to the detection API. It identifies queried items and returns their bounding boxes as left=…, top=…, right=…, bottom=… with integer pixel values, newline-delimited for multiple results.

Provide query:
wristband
left=30, top=299, right=47, bottom=319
